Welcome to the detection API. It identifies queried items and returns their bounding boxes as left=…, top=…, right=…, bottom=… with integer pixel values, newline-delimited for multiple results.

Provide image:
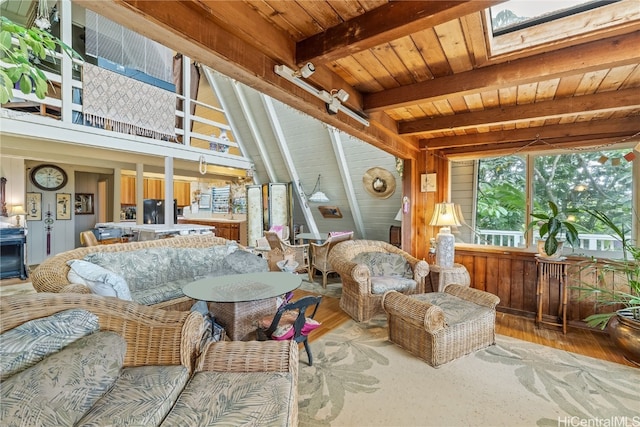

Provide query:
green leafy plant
left=526, top=200, right=579, bottom=256
left=577, top=209, right=640, bottom=329
left=0, top=16, right=80, bottom=104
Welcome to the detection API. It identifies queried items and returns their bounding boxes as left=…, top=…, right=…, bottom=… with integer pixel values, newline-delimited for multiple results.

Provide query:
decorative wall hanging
left=83, top=63, right=176, bottom=140
left=318, top=206, right=342, bottom=219
left=74, top=193, right=94, bottom=215
left=26, top=192, right=42, bottom=221
left=363, top=167, right=396, bottom=199
left=56, top=193, right=71, bottom=220
left=44, top=206, right=54, bottom=255
left=421, top=173, right=437, bottom=192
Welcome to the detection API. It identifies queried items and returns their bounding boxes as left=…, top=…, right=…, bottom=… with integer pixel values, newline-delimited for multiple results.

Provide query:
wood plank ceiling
left=78, top=0, right=640, bottom=160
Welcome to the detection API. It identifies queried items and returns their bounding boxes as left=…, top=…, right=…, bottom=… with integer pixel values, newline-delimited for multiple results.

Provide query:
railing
left=3, top=48, right=235, bottom=155
left=475, top=229, right=620, bottom=252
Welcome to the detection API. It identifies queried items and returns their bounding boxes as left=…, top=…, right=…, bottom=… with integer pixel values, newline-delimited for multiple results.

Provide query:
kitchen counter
left=178, top=218, right=247, bottom=245
left=95, top=222, right=214, bottom=240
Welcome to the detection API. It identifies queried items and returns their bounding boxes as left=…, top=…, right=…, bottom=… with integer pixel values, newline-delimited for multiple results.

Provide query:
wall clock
left=30, top=164, right=68, bottom=191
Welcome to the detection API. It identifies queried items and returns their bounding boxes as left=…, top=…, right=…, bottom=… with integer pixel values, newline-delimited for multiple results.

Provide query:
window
left=489, top=1, right=618, bottom=36
left=451, top=147, right=635, bottom=257
left=486, top=0, right=628, bottom=57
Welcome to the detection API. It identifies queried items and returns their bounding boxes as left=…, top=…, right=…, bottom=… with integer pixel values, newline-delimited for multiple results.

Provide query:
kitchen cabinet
left=173, top=181, right=191, bottom=207
left=145, top=178, right=165, bottom=200
left=120, top=177, right=190, bottom=207
left=121, top=176, right=136, bottom=205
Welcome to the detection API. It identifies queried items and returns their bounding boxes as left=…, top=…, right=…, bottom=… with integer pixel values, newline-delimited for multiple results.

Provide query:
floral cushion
left=160, top=372, right=294, bottom=426
left=353, top=251, right=413, bottom=278
left=130, top=278, right=193, bottom=306
left=222, top=249, right=269, bottom=274
left=0, top=331, right=126, bottom=427
left=411, top=292, right=491, bottom=326
left=67, top=260, right=132, bottom=300
left=76, top=365, right=189, bottom=427
left=84, top=248, right=180, bottom=292
left=370, top=275, right=417, bottom=294
left=0, top=309, right=100, bottom=381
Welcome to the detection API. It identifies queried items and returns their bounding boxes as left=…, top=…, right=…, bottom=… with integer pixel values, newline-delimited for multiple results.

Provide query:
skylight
left=490, top=0, right=620, bottom=36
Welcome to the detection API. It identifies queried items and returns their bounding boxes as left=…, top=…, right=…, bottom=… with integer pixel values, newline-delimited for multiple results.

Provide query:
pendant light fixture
left=306, top=174, right=330, bottom=203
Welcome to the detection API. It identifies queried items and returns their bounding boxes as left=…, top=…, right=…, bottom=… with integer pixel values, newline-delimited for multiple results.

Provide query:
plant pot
left=537, top=240, right=564, bottom=258
left=607, top=310, right=640, bottom=367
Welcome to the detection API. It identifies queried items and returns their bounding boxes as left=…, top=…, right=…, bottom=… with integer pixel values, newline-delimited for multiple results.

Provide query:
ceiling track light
left=274, top=64, right=370, bottom=127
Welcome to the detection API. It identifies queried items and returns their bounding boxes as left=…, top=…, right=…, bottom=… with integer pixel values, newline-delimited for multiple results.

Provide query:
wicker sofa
left=328, top=239, right=431, bottom=322
left=0, top=293, right=299, bottom=426
left=382, top=285, right=500, bottom=367
left=31, top=234, right=264, bottom=311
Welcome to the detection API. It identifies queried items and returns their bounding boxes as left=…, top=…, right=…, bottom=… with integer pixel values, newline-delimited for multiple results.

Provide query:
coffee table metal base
left=210, top=299, right=278, bottom=341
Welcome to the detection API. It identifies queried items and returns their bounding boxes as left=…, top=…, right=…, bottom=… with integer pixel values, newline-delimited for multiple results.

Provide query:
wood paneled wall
left=454, top=247, right=622, bottom=329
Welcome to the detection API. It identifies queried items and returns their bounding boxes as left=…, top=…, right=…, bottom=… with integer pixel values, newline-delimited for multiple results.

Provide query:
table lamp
left=10, top=205, right=27, bottom=227
left=429, top=202, right=461, bottom=268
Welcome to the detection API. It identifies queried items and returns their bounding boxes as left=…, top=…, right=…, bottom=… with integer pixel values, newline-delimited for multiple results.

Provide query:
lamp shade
left=429, top=203, right=461, bottom=227
left=10, top=205, right=27, bottom=216
left=394, top=208, right=402, bottom=222
left=309, top=191, right=330, bottom=203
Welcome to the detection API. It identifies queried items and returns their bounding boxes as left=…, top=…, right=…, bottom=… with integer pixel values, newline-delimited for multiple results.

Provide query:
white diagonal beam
left=328, top=127, right=366, bottom=238
left=261, top=95, right=320, bottom=236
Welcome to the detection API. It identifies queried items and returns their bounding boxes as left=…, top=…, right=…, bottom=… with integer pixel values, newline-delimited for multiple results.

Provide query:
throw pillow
left=0, top=331, right=126, bottom=426
left=352, top=251, right=413, bottom=278
left=258, top=310, right=321, bottom=340
left=223, top=249, right=268, bottom=274
left=0, top=309, right=100, bottom=381
left=67, top=260, right=132, bottom=300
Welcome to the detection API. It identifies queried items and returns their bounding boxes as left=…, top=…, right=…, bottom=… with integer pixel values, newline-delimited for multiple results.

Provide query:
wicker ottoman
left=382, top=285, right=500, bottom=367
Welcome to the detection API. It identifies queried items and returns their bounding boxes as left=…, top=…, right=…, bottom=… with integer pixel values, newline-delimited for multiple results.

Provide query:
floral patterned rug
left=299, top=316, right=640, bottom=427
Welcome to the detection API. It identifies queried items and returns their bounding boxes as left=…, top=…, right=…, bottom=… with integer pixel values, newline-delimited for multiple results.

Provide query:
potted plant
left=0, top=16, right=80, bottom=103
left=576, top=209, right=640, bottom=365
left=527, top=200, right=580, bottom=257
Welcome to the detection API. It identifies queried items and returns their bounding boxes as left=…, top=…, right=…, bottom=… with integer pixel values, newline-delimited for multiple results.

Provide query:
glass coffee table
left=183, top=272, right=302, bottom=341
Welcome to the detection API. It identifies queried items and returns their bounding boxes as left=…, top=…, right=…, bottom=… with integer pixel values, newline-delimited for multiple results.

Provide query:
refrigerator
left=143, top=199, right=178, bottom=224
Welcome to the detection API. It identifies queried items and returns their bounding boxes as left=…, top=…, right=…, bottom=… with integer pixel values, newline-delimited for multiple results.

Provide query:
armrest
left=196, top=340, right=298, bottom=375
left=382, top=290, right=445, bottom=332
left=60, top=283, right=92, bottom=294
left=445, top=284, right=500, bottom=308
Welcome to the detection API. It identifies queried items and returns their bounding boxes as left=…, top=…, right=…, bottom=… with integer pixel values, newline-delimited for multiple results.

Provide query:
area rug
left=299, top=316, right=640, bottom=427
left=299, top=278, right=342, bottom=299
left=0, top=283, right=36, bottom=297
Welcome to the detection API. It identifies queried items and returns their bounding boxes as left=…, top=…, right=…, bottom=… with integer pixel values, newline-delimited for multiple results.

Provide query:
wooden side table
left=429, top=263, right=470, bottom=292
left=535, top=257, right=569, bottom=334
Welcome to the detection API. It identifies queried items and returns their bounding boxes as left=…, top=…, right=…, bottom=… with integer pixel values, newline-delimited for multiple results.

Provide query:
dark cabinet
left=0, top=228, right=27, bottom=280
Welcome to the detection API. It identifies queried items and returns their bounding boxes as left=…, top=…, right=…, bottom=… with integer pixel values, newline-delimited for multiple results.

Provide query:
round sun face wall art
left=363, top=167, right=396, bottom=199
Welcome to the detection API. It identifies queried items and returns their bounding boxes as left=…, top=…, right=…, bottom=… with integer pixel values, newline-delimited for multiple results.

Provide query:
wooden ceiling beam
left=296, top=1, right=502, bottom=65
left=366, top=31, right=640, bottom=112
left=440, top=135, right=639, bottom=159
left=75, top=0, right=418, bottom=160
left=419, top=116, right=640, bottom=150
left=400, top=89, right=640, bottom=134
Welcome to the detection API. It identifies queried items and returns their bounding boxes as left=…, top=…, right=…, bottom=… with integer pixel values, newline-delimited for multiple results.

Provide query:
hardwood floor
left=1, top=277, right=633, bottom=368
left=294, top=289, right=637, bottom=368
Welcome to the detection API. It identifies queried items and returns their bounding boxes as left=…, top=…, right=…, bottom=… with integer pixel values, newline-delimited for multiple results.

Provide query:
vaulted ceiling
left=77, top=0, right=640, bottom=161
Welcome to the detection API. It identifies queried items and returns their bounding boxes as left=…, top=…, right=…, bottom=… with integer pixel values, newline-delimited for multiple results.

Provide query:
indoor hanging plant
left=526, top=200, right=580, bottom=257
left=576, top=209, right=640, bottom=365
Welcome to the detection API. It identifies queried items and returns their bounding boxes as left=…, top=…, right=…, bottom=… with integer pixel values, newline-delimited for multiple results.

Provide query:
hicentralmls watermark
left=558, top=416, right=640, bottom=427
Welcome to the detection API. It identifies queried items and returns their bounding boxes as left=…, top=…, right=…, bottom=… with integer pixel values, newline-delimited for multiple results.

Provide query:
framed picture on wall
left=56, top=193, right=71, bottom=220
left=75, top=193, right=94, bottom=215
left=318, top=205, right=343, bottom=219
left=26, top=192, right=42, bottom=221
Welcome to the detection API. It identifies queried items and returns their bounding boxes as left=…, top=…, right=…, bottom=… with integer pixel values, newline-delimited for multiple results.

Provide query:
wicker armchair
left=382, top=285, right=500, bottom=367
left=264, top=231, right=312, bottom=281
left=0, top=293, right=207, bottom=374
left=328, top=239, right=430, bottom=322
left=310, top=231, right=354, bottom=288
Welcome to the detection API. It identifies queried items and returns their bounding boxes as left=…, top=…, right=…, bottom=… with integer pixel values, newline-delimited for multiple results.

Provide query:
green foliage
left=526, top=200, right=580, bottom=256
left=0, top=16, right=81, bottom=104
left=577, top=209, right=640, bottom=329
left=476, top=156, right=526, bottom=231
